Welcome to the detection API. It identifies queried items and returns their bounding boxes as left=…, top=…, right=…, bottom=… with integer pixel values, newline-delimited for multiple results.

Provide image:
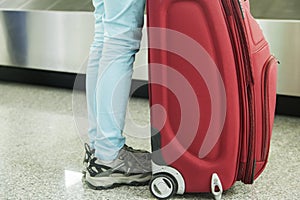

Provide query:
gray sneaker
left=85, top=145, right=152, bottom=189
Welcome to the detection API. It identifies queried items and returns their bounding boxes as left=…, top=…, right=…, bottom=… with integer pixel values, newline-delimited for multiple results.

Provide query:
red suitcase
left=147, top=0, right=278, bottom=199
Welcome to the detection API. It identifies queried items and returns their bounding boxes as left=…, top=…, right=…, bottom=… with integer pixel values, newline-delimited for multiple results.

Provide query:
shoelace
left=123, top=144, right=149, bottom=153
left=85, top=143, right=91, bottom=154
left=84, top=143, right=95, bottom=162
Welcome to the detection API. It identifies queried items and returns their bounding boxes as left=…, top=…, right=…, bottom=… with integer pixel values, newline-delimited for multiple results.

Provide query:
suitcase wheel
left=149, top=173, right=177, bottom=199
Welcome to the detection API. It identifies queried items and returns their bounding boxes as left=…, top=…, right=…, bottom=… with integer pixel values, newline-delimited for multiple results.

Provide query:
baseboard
left=0, top=65, right=147, bottom=97
left=0, top=66, right=299, bottom=117
left=0, top=66, right=81, bottom=89
left=276, top=95, right=300, bottom=117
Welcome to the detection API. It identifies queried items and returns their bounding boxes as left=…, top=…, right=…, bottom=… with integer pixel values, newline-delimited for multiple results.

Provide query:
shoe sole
left=85, top=173, right=151, bottom=190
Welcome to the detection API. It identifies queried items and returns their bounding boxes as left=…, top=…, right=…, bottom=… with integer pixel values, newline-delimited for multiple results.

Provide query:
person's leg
left=93, top=0, right=146, bottom=161
left=84, top=0, right=150, bottom=188
left=86, top=0, right=104, bottom=150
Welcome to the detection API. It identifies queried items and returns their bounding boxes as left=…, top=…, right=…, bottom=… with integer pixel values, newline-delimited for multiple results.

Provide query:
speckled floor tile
left=0, top=81, right=299, bottom=200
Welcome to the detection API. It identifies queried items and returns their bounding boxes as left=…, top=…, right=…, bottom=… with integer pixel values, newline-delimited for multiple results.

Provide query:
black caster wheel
left=149, top=173, right=177, bottom=199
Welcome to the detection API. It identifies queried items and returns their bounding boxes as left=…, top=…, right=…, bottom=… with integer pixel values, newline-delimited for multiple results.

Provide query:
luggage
left=147, top=0, right=278, bottom=199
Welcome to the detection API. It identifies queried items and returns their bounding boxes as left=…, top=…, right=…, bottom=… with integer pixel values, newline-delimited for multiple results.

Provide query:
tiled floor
left=0, top=81, right=299, bottom=200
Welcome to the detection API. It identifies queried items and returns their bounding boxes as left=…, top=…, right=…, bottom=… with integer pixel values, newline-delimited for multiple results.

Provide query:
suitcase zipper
left=231, top=0, right=253, bottom=85
left=232, top=0, right=257, bottom=184
left=237, top=0, right=245, bottom=19
left=245, top=86, right=255, bottom=184
left=231, top=0, right=257, bottom=184
left=221, top=0, right=254, bottom=85
left=261, top=56, right=277, bottom=161
left=220, top=0, right=256, bottom=184
left=220, top=0, right=245, bottom=182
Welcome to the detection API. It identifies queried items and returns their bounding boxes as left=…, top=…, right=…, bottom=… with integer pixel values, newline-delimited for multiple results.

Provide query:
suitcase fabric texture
left=147, top=0, right=278, bottom=199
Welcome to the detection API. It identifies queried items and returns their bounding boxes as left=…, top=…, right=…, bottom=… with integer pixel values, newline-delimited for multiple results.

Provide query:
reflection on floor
left=0, top=81, right=299, bottom=200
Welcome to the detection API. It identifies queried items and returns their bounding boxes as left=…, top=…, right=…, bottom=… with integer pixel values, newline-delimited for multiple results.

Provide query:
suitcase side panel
left=148, top=0, right=241, bottom=192
left=241, top=0, right=277, bottom=180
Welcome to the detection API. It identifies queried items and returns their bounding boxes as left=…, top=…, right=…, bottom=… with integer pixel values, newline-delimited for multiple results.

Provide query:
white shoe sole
left=85, top=172, right=152, bottom=189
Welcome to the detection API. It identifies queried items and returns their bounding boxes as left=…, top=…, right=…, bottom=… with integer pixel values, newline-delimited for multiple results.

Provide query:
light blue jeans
left=86, top=0, right=146, bottom=161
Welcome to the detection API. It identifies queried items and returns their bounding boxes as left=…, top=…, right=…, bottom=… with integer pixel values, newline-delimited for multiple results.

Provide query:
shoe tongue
left=95, top=158, right=114, bottom=165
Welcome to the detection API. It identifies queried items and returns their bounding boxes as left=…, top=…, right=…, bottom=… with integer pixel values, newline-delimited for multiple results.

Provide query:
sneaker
left=83, top=143, right=95, bottom=176
left=85, top=145, right=152, bottom=189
